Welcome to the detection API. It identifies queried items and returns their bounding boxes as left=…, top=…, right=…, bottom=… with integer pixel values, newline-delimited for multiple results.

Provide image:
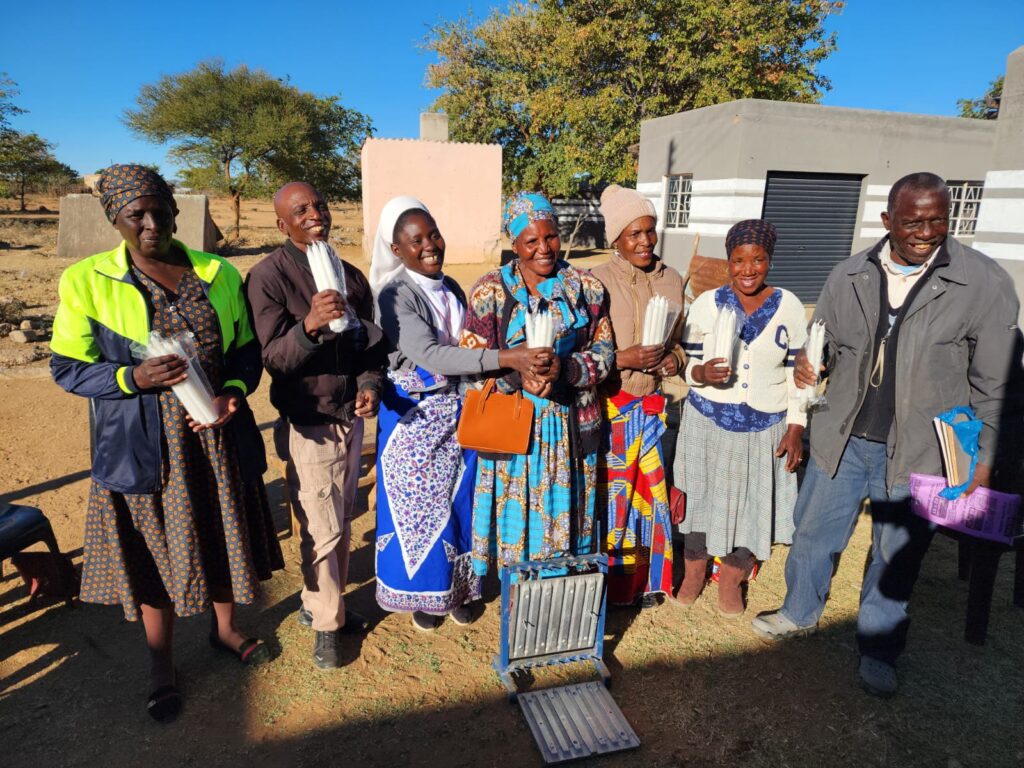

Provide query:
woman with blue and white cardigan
left=672, top=219, right=807, bottom=617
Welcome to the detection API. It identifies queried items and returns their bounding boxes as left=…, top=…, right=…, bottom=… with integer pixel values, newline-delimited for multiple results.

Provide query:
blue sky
left=2, top=0, right=1020, bottom=177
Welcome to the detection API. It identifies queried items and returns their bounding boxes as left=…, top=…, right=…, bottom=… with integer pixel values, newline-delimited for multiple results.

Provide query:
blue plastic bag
left=936, top=405, right=982, bottom=500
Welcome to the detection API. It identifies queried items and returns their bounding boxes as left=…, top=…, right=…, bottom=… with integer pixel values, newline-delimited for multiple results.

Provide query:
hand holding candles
left=134, top=332, right=219, bottom=425
left=797, top=320, right=826, bottom=410
left=522, top=308, right=558, bottom=396
left=306, top=240, right=354, bottom=334
left=694, top=305, right=743, bottom=385
left=642, top=295, right=681, bottom=347
left=712, top=304, right=742, bottom=367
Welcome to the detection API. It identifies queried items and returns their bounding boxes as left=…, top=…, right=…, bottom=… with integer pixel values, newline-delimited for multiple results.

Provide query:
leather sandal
left=209, top=634, right=271, bottom=666
left=147, top=682, right=182, bottom=723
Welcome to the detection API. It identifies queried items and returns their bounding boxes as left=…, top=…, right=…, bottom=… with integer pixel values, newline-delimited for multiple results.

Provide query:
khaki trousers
left=285, top=419, right=363, bottom=632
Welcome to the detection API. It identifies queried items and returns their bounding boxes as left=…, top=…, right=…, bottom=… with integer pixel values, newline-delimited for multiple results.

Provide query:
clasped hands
left=500, top=345, right=559, bottom=398
left=617, top=344, right=678, bottom=377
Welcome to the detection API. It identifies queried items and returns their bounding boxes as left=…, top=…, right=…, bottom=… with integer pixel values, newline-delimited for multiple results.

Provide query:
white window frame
left=663, top=174, right=693, bottom=229
left=947, top=180, right=983, bottom=237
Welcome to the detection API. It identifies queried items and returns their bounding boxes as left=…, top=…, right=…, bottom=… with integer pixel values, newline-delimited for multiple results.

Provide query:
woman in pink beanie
left=592, top=185, right=685, bottom=608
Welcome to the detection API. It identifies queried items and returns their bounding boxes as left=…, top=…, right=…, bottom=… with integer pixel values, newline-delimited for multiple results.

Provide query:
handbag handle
left=476, top=378, right=524, bottom=419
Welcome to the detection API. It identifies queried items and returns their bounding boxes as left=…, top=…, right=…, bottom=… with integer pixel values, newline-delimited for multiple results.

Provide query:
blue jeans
left=781, top=437, right=935, bottom=664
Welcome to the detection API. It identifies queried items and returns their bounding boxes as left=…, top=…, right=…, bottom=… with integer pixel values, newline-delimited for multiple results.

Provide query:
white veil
left=368, top=195, right=429, bottom=296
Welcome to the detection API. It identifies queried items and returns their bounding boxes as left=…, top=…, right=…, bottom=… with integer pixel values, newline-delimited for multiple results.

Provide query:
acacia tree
left=124, top=60, right=372, bottom=238
left=0, top=131, right=75, bottom=211
left=0, top=72, right=25, bottom=133
left=427, top=0, right=840, bottom=196
left=958, top=75, right=1003, bottom=119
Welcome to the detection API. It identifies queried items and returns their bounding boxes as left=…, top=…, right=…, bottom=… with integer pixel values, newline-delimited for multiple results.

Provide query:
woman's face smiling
left=114, top=195, right=176, bottom=260
left=728, top=243, right=770, bottom=296
left=513, top=218, right=561, bottom=280
left=616, top=215, right=658, bottom=270
left=391, top=211, right=445, bottom=277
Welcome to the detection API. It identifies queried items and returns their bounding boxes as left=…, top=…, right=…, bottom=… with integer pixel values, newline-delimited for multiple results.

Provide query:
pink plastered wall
left=361, top=138, right=502, bottom=264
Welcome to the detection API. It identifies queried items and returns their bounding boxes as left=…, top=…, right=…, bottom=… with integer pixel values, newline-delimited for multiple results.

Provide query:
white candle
left=307, top=240, right=352, bottom=333
left=642, top=300, right=653, bottom=346
left=526, top=309, right=554, bottom=348
left=712, top=306, right=740, bottom=366
left=643, top=295, right=669, bottom=346
left=799, top=320, right=827, bottom=409
left=145, top=333, right=219, bottom=425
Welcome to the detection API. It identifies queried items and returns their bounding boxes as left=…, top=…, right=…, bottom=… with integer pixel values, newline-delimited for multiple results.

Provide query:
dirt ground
left=0, top=195, right=1022, bottom=768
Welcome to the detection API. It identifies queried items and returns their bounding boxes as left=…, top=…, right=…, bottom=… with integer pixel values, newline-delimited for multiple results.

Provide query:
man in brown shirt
left=246, top=181, right=385, bottom=670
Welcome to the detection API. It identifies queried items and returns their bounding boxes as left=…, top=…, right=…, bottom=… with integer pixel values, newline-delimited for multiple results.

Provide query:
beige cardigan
left=591, top=253, right=685, bottom=398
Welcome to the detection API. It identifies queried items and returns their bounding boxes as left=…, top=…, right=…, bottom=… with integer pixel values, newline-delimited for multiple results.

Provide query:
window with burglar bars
left=664, top=174, right=692, bottom=228
left=947, top=180, right=983, bottom=237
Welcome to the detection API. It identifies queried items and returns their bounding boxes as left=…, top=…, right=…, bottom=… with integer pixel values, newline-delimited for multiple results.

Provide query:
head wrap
left=599, top=184, right=657, bottom=247
left=98, top=164, right=176, bottom=223
left=369, top=195, right=429, bottom=295
left=725, top=219, right=778, bottom=258
left=503, top=192, right=556, bottom=241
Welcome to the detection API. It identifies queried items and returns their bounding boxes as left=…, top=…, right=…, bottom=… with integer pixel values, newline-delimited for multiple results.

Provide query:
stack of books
left=933, top=413, right=972, bottom=488
left=908, top=411, right=1022, bottom=544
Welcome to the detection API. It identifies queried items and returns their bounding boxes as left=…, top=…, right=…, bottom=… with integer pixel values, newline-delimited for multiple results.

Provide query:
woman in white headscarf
left=370, top=197, right=548, bottom=630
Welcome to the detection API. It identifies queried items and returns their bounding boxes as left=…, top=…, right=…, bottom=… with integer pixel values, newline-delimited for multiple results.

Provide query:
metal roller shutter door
left=760, top=172, right=864, bottom=303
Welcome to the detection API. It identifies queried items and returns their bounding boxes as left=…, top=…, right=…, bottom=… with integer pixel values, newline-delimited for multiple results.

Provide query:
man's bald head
left=274, top=181, right=331, bottom=251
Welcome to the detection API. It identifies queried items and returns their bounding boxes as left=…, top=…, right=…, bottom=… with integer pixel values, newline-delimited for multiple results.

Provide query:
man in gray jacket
left=751, top=172, right=1021, bottom=696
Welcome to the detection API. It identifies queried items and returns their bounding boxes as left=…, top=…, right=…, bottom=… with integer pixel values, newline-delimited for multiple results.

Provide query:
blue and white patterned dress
left=375, top=366, right=481, bottom=614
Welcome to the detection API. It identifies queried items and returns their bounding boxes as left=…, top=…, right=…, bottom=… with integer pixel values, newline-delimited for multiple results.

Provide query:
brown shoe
left=717, top=558, right=752, bottom=619
left=672, top=554, right=709, bottom=606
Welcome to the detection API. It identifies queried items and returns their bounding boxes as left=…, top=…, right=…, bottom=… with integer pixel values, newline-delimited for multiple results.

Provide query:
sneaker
left=313, top=630, right=341, bottom=670
left=298, top=607, right=370, bottom=635
left=411, top=611, right=441, bottom=632
left=750, top=610, right=817, bottom=641
left=449, top=605, right=474, bottom=626
left=858, top=656, right=897, bottom=698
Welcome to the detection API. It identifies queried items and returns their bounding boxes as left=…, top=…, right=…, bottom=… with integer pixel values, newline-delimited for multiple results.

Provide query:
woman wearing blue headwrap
left=461, top=192, right=615, bottom=575
left=370, top=197, right=548, bottom=631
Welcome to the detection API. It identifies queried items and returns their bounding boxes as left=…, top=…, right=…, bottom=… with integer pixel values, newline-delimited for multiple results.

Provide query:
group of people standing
left=50, top=164, right=1020, bottom=723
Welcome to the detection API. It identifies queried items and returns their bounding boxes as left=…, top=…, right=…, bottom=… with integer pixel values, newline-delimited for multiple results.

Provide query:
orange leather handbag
left=457, top=379, right=534, bottom=455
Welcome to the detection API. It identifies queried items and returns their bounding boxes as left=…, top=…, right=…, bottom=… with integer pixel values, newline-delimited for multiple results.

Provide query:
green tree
left=427, top=0, right=840, bottom=196
left=124, top=60, right=373, bottom=238
left=0, top=72, right=25, bottom=133
left=958, top=75, right=1003, bottom=119
left=0, top=131, right=76, bottom=211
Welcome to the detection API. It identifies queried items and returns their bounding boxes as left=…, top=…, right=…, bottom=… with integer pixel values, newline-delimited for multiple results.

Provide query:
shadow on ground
left=1, top=525, right=1022, bottom=768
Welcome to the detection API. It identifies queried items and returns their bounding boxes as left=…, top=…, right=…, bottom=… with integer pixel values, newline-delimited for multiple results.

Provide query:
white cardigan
left=684, top=286, right=807, bottom=430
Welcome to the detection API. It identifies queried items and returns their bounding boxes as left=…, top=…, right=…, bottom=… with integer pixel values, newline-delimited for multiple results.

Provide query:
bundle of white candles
left=141, top=332, right=219, bottom=425
left=799, top=320, right=827, bottom=409
left=641, top=295, right=680, bottom=346
left=307, top=240, right=353, bottom=333
left=524, top=309, right=555, bottom=348
left=712, top=305, right=743, bottom=367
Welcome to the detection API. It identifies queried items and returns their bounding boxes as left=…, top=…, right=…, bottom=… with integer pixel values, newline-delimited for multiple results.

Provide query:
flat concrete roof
left=643, top=97, right=999, bottom=134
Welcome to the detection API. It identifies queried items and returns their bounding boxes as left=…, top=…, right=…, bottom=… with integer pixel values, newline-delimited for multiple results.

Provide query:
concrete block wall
left=56, top=194, right=221, bottom=260
left=973, top=46, right=1024, bottom=318
left=361, top=138, right=502, bottom=265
